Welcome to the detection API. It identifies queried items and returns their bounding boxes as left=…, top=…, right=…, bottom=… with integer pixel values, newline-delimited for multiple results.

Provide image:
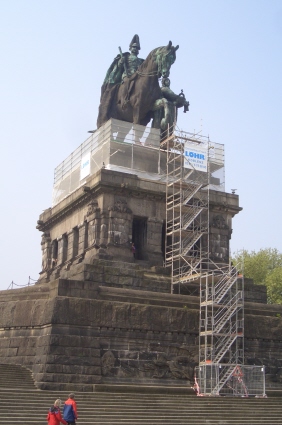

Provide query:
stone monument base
left=0, top=258, right=282, bottom=391
left=2, top=120, right=280, bottom=391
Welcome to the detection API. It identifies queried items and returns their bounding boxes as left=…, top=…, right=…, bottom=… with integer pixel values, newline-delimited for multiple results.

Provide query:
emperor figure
left=97, top=35, right=144, bottom=128
left=104, top=34, right=144, bottom=85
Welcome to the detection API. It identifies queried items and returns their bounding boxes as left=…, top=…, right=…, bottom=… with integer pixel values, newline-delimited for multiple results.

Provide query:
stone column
left=67, top=230, right=74, bottom=261
left=107, top=211, right=117, bottom=246
left=108, top=210, right=132, bottom=246
left=57, top=236, right=64, bottom=265
left=107, top=200, right=132, bottom=245
left=100, top=212, right=108, bottom=248
left=57, top=234, right=68, bottom=265
left=78, top=222, right=87, bottom=255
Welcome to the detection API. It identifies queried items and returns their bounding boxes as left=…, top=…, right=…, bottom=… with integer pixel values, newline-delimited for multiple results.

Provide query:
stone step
left=2, top=420, right=282, bottom=425
left=0, top=364, right=37, bottom=389
left=1, top=402, right=281, bottom=411
left=0, top=396, right=280, bottom=404
left=0, top=365, right=281, bottom=425
left=0, top=391, right=278, bottom=398
left=1, top=409, right=281, bottom=416
left=2, top=409, right=281, bottom=416
left=0, top=393, right=281, bottom=403
left=1, top=391, right=281, bottom=405
left=1, top=389, right=281, bottom=403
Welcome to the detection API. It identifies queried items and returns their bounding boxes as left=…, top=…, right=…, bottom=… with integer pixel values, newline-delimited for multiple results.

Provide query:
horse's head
left=155, top=41, right=179, bottom=78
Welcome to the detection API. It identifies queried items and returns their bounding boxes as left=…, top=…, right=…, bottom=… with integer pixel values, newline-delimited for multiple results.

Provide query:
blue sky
left=1, top=0, right=282, bottom=290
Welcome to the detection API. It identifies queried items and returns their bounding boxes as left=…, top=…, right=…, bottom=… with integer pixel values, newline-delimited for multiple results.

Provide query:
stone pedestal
left=37, top=166, right=241, bottom=284
left=0, top=260, right=282, bottom=391
left=6, top=120, right=274, bottom=392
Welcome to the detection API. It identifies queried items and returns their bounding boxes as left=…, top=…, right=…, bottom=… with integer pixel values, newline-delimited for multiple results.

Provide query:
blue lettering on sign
left=185, top=150, right=205, bottom=160
left=81, top=160, right=90, bottom=169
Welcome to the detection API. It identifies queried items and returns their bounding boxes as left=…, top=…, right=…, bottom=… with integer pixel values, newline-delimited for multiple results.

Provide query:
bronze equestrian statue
left=97, top=35, right=188, bottom=134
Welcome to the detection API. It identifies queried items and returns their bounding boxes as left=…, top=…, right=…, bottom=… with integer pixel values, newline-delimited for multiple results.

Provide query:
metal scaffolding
left=162, top=126, right=265, bottom=397
left=161, top=129, right=210, bottom=294
left=196, top=265, right=245, bottom=396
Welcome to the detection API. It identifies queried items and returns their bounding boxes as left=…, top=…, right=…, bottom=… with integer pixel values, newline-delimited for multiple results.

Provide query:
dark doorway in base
left=132, top=217, right=147, bottom=260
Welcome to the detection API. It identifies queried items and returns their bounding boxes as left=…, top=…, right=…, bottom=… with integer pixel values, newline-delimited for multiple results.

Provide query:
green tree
left=232, top=248, right=282, bottom=304
left=265, top=267, right=282, bottom=304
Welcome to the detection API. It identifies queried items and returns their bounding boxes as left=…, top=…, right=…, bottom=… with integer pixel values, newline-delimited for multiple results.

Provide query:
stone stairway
left=1, top=364, right=282, bottom=425
left=0, top=363, right=37, bottom=389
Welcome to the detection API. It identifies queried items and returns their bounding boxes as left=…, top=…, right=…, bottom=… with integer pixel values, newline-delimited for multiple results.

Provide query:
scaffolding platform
left=52, top=119, right=225, bottom=206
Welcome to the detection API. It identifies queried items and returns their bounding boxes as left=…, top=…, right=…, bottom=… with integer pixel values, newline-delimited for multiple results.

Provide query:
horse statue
left=97, top=41, right=183, bottom=134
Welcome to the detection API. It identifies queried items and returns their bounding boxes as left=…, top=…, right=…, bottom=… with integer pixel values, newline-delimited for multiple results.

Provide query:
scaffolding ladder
left=161, top=130, right=210, bottom=294
left=161, top=127, right=251, bottom=396
left=198, top=267, right=244, bottom=395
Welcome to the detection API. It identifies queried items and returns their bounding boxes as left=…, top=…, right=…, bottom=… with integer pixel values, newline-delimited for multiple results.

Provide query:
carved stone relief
left=86, top=200, right=100, bottom=217
left=108, top=199, right=132, bottom=214
left=101, top=349, right=197, bottom=382
left=41, top=232, right=51, bottom=271
left=211, top=214, right=229, bottom=229
left=210, top=234, right=229, bottom=262
left=210, top=214, right=230, bottom=262
left=108, top=199, right=132, bottom=246
left=101, top=351, right=116, bottom=376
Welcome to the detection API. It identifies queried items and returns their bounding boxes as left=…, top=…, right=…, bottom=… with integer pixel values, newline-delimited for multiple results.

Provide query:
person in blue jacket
left=63, top=393, right=78, bottom=425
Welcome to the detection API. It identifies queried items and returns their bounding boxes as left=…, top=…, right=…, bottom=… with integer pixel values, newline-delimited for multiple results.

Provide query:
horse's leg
left=114, top=94, right=132, bottom=141
left=131, top=93, right=146, bottom=143
left=132, top=98, right=142, bottom=125
left=152, top=98, right=176, bottom=139
left=152, top=110, right=161, bottom=129
left=160, top=100, right=175, bottom=132
left=152, top=98, right=170, bottom=130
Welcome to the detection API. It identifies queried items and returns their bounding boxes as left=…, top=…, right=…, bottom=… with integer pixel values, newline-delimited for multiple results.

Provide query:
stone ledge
left=93, top=383, right=195, bottom=394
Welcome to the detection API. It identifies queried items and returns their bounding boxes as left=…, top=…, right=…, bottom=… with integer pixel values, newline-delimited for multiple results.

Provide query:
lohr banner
left=184, top=142, right=208, bottom=172
left=80, top=152, right=91, bottom=180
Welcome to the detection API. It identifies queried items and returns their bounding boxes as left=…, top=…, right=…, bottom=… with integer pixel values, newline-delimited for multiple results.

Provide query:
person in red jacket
left=63, top=393, right=78, bottom=425
left=47, top=399, right=67, bottom=425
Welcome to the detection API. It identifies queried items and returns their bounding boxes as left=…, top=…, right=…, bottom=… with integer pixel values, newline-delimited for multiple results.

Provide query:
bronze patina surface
left=97, top=35, right=188, bottom=134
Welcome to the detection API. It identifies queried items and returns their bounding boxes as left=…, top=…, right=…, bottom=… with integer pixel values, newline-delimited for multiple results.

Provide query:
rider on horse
left=97, top=34, right=144, bottom=128
left=97, top=37, right=187, bottom=135
left=103, top=34, right=144, bottom=86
